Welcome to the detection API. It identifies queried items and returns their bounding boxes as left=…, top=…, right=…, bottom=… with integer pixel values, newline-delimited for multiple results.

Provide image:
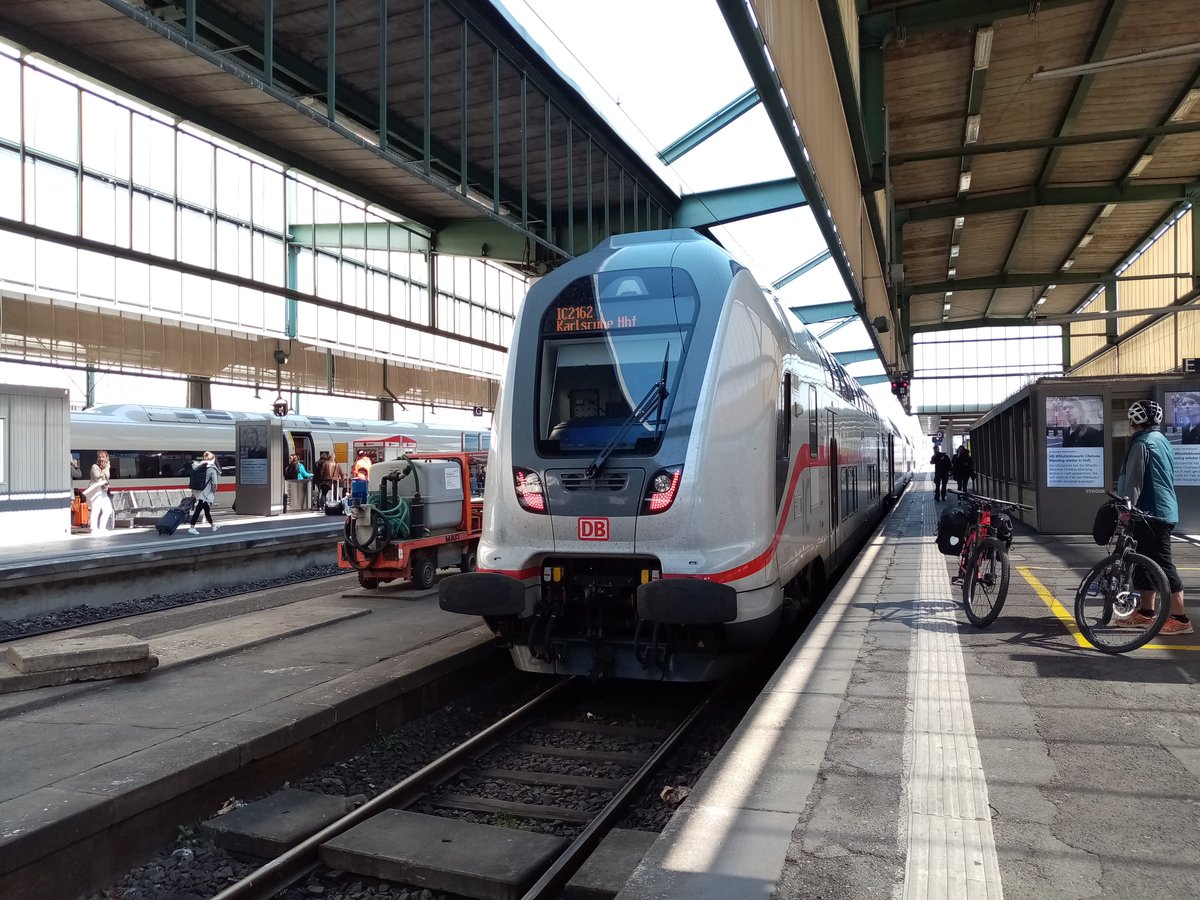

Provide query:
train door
left=287, top=431, right=317, bottom=472
left=888, top=433, right=896, bottom=497
left=828, top=410, right=838, bottom=532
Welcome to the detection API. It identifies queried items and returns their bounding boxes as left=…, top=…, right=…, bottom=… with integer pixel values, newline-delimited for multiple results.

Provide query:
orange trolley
left=337, top=451, right=485, bottom=590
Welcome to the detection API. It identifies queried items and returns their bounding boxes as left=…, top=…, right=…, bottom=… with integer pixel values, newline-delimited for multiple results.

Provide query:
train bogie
left=440, top=229, right=910, bottom=683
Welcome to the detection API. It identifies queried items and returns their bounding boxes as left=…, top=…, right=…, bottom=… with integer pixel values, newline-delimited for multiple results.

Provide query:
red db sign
left=578, top=517, right=609, bottom=541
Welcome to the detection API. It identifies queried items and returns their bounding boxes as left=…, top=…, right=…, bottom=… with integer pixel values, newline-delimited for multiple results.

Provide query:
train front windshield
left=537, top=267, right=697, bottom=456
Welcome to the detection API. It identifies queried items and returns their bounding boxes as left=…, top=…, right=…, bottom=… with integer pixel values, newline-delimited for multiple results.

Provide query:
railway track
left=210, top=677, right=724, bottom=900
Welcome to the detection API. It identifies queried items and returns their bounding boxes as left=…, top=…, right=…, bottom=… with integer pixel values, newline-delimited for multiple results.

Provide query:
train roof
left=75, top=404, right=490, bottom=433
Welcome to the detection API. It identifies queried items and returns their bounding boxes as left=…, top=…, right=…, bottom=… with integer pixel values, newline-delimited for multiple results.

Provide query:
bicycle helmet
left=1127, top=399, right=1163, bottom=427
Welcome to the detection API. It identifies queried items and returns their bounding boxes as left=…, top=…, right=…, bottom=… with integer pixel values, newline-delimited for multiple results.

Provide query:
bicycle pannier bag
left=1092, top=502, right=1118, bottom=546
left=994, top=513, right=1014, bottom=548
left=936, top=507, right=969, bottom=556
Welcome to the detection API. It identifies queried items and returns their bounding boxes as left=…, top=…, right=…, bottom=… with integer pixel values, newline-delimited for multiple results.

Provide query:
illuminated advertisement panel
left=1045, top=395, right=1104, bottom=487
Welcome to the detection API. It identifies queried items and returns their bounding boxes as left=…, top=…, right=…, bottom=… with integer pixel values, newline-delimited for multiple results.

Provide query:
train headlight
left=513, top=467, right=547, bottom=513
left=643, top=466, right=682, bottom=514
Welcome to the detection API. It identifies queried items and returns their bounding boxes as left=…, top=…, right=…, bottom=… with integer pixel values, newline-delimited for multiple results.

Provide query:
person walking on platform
left=86, top=450, right=115, bottom=533
left=930, top=446, right=952, bottom=501
left=187, top=451, right=221, bottom=536
left=315, top=451, right=344, bottom=508
left=1118, top=400, right=1191, bottom=635
left=951, top=445, right=975, bottom=494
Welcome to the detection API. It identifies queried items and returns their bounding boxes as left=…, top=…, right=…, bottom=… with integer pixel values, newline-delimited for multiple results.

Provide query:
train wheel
left=411, top=554, right=436, bottom=590
left=358, top=572, right=380, bottom=590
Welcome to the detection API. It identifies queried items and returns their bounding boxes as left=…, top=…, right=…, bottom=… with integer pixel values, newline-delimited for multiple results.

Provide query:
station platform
left=0, top=510, right=347, bottom=621
left=0, top=571, right=501, bottom=900
left=619, top=475, right=1200, bottom=900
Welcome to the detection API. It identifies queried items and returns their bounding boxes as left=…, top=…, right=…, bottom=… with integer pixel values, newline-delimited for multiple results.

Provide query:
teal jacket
left=1117, top=428, right=1178, bottom=524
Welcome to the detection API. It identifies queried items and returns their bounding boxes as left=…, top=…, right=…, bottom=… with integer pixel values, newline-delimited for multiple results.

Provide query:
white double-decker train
left=69, top=404, right=491, bottom=499
left=440, top=229, right=913, bottom=682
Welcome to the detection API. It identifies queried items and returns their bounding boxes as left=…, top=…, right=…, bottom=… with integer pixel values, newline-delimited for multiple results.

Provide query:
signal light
left=644, top=466, right=682, bottom=513
left=513, top=467, right=547, bottom=513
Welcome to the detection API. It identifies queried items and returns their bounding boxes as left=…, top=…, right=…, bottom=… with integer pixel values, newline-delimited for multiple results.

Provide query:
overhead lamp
left=1036, top=296, right=1047, bottom=305
left=1047, top=284, right=1057, bottom=290
left=954, top=216, right=965, bottom=229
left=958, top=172, right=973, bottom=193
left=948, top=266, right=957, bottom=277
left=1099, top=203, right=1117, bottom=218
left=1129, top=154, right=1153, bottom=177
left=945, top=291, right=954, bottom=298
left=964, top=115, right=981, bottom=144
left=1170, top=87, right=1200, bottom=122
left=1078, top=232, right=1094, bottom=248
left=974, top=26, right=994, bottom=70
left=944, top=303, right=952, bottom=312
left=950, top=244, right=961, bottom=258
left=1062, top=259, right=1075, bottom=270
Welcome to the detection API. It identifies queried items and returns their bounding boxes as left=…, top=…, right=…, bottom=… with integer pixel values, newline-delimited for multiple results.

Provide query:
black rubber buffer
left=636, top=579, right=737, bottom=625
left=439, top=572, right=526, bottom=617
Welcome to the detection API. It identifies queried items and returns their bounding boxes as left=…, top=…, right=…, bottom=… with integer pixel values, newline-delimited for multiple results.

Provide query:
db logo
left=578, top=517, right=609, bottom=541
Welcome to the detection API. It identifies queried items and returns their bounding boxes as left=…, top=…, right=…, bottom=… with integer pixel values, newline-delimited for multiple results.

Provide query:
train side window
left=808, top=387, right=818, bottom=458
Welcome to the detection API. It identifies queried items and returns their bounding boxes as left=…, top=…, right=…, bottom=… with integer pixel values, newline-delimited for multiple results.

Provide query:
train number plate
left=577, top=517, right=609, bottom=541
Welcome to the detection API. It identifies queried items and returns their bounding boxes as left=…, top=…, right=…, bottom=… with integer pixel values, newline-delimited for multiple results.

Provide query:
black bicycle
left=1074, top=490, right=1172, bottom=653
left=950, top=489, right=1031, bottom=627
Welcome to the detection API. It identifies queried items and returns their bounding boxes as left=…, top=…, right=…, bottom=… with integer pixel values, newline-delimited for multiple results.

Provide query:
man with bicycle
left=1117, top=400, right=1191, bottom=635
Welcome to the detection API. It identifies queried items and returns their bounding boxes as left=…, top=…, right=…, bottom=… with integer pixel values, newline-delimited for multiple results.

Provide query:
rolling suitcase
left=156, top=497, right=194, bottom=536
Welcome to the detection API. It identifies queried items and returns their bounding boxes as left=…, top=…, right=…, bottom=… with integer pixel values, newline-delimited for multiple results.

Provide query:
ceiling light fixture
left=948, top=266, right=957, bottom=277
left=1062, top=259, right=1074, bottom=270
left=954, top=216, right=965, bottom=229
left=1047, top=284, right=1058, bottom=290
left=1129, top=154, right=1153, bottom=177
left=1078, top=233, right=1094, bottom=248
left=958, top=172, right=973, bottom=193
left=1170, top=87, right=1200, bottom=122
left=944, top=303, right=952, bottom=312
left=945, top=291, right=954, bottom=298
left=1099, top=203, right=1117, bottom=218
left=1037, top=296, right=1047, bottom=305
left=950, top=244, right=961, bottom=258
left=965, top=115, right=981, bottom=144
left=974, top=26, right=994, bottom=70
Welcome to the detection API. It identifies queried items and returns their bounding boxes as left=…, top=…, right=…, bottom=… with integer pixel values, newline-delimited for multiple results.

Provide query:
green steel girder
left=889, top=120, right=1200, bottom=165
left=860, top=0, right=1095, bottom=44
left=658, top=89, right=760, bottom=165
left=675, top=179, right=808, bottom=229
left=911, top=317, right=1034, bottom=333
left=774, top=250, right=833, bottom=290
left=834, top=348, right=881, bottom=365
left=791, top=301, right=859, bottom=323
left=855, top=374, right=891, bottom=386
left=290, top=223, right=431, bottom=254
left=816, top=316, right=859, bottom=339
left=433, top=220, right=540, bottom=262
left=896, top=183, right=1200, bottom=224
left=907, top=271, right=1109, bottom=295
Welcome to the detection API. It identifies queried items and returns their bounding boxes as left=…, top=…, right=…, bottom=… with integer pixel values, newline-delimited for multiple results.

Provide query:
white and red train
left=440, top=228, right=913, bottom=682
left=69, top=404, right=491, bottom=500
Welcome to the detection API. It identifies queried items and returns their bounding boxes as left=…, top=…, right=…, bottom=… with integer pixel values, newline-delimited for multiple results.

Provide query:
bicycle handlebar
left=1104, top=490, right=1166, bottom=523
left=949, top=488, right=1032, bottom=511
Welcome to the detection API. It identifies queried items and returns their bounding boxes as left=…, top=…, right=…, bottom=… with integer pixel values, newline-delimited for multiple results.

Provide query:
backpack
left=935, top=507, right=969, bottom=556
left=189, top=464, right=209, bottom=491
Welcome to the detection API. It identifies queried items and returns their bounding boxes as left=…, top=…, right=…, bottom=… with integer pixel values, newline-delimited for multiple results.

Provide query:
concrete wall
left=0, top=383, right=71, bottom=546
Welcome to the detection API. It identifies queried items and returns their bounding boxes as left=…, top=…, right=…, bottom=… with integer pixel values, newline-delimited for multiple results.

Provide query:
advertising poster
left=237, top=422, right=269, bottom=485
left=1045, top=395, right=1104, bottom=488
left=1163, top=390, right=1200, bottom=486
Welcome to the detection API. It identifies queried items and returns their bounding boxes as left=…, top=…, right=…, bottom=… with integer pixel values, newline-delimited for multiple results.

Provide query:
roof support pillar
left=860, top=45, right=886, bottom=181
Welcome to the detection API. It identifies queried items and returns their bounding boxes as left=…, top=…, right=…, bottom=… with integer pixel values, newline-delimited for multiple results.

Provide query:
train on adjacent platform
left=440, top=228, right=914, bottom=682
left=69, top=404, right=491, bottom=497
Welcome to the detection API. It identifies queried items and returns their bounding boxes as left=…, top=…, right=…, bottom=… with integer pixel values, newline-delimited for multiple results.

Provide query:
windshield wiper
left=586, top=348, right=670, bottom=479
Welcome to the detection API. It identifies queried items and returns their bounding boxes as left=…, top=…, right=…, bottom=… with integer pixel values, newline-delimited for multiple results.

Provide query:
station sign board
left=1184, top=357, right=1200, bottom=374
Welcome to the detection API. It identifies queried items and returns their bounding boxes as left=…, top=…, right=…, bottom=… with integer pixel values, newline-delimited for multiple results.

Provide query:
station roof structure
left=2, top=0, right=1197, bottom=436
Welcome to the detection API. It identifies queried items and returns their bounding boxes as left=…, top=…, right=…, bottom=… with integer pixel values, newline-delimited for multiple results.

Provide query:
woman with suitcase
left=186, top=451, right=221, bottom=535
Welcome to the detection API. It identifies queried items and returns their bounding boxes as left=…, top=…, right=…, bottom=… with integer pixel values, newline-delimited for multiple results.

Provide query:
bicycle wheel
left=1074, top=552, right=1171, bottom=653
left=962, top=537, right=1010, bottom=627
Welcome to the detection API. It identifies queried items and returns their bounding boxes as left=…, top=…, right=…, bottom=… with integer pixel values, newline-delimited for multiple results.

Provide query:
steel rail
left=521, top=679, right=730, bottom=900
left=211, top=676, right=577, bottom=900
